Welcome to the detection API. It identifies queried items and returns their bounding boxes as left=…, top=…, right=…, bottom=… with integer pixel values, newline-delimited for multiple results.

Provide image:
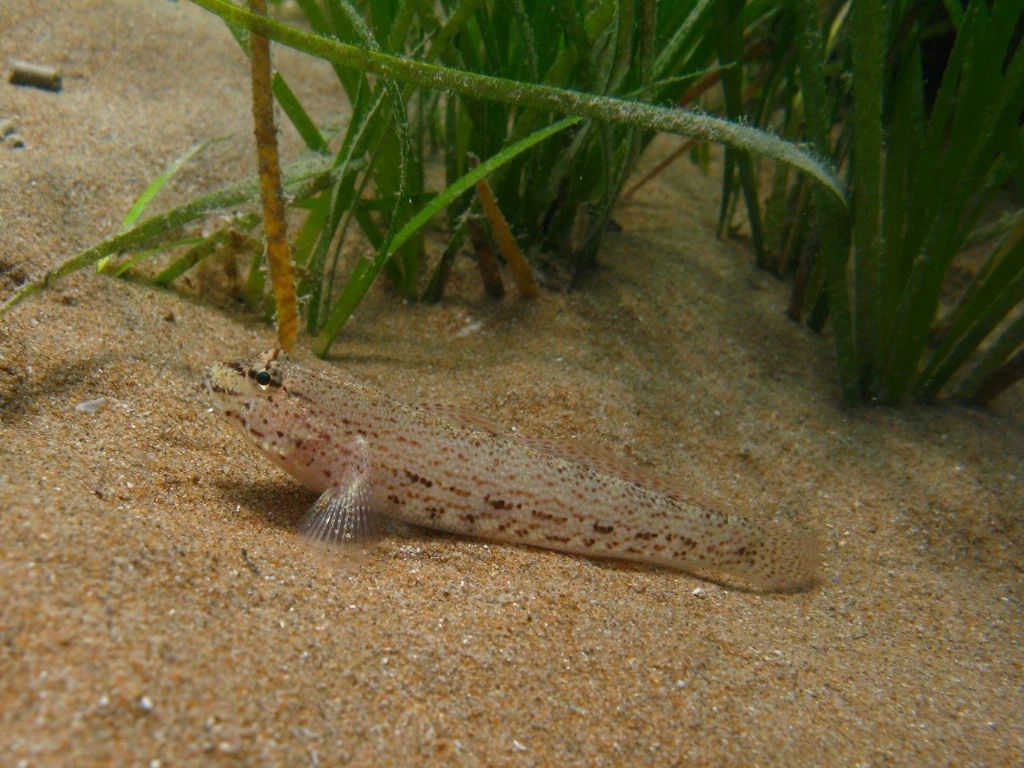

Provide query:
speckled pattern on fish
left=206, top=350, right=820, bottom=590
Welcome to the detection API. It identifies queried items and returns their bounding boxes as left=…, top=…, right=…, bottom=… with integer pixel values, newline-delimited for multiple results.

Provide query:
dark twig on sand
left=9, top=60, right=62, bottom=91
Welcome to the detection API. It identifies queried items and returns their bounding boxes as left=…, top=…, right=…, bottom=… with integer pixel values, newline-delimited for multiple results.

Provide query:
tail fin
left=721, top=522, right=823, bottom=591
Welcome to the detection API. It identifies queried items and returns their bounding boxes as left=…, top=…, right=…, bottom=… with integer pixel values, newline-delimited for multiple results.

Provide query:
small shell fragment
left=75, top=397, right=107, bottom=414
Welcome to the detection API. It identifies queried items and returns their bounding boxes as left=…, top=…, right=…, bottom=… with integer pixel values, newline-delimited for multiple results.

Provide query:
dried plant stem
left=467, top=217, right=506, bottom=298
left=973, top=348, right=1024, bottom=406
left=623, top=138, right=696, bottom=199
left=249, top=0, right=297, bottom=351
left=422, top=220, right=467, bottom=304
left=472, top=161, right=538, bottom=299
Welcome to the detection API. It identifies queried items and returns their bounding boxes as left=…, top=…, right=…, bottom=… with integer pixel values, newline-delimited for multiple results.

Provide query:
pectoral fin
left=299, top=479, right=381, bottom=546
left=298, top=437, right=381, bottom=546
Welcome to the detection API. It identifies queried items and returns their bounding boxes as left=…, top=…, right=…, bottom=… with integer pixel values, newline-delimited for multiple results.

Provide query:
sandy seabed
left=2, top=2, right=1022, bottom=765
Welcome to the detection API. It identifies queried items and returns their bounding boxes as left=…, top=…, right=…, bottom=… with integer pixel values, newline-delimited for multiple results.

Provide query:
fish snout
left=204, top=361, right=248, bottom=410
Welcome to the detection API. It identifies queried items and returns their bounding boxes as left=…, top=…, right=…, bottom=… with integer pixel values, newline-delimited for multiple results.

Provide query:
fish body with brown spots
left=206, top=350, right=821, bottom=590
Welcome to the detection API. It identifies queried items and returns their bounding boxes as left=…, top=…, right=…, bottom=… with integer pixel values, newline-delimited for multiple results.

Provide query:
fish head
left=204, top=349, right=356, bottom=494
left=205, top=348, right=285, bottom=418
left=204, top=347, right=302, bottom=457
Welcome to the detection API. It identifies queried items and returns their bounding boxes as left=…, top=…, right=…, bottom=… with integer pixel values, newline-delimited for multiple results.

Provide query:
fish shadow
left=574, top=553, right=817, bottom=595
left=211, top=477, right=448, bottom=543
left=212, top=477, right=313, bottom=532
left=212, top=479, right=816, bottom=594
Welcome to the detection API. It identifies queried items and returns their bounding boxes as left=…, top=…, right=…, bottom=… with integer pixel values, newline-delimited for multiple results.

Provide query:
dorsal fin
left=515, top=435, right=709, bottom=504
left=418, top=401, right=712, bottom=506
left=415, top=402, right=510, bottom=436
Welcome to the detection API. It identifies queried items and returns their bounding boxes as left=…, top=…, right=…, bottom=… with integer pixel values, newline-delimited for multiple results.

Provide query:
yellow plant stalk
left=249, top=0, right=297, bottom=350
left=473, top=166, right=538, bottom=299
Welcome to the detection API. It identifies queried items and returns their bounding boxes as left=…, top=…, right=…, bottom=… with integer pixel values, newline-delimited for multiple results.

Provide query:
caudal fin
left=723, top=523, right=823, bottom=591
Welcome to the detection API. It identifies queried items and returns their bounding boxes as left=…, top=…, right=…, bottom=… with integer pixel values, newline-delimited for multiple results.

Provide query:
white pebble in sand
left=74, top=397, right=107, bottom=414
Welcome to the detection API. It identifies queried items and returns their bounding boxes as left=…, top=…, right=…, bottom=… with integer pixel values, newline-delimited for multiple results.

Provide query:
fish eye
left=255, top=370, right=272, bottom=388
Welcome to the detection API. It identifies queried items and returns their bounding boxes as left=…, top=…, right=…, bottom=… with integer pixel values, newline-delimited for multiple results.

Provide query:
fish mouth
left=204, top=361, right=247, bottom=412
left=204, top=362, right=256, bottom=440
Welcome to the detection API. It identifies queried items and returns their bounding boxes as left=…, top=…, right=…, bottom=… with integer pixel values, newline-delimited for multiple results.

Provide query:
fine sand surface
left=2, top=1, right=1022, bottom=765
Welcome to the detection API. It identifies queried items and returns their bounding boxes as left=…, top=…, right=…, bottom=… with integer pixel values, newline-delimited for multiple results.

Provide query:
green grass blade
left=932, top=208, right=1023, bottom=346
left=322, top=0, right=414, bottom=299
left=96, top=139, right=214, bottom=272
left=153, top=216, right=260, bottom=286
left=303, top=83, right=390, bottom=332
left=628, top=65, right=724, bottom=100
left=850, top=0, right=884, bottom=391
left=793, top=0, right=858, bottom=404
left=542, top=0, right=615, bottom=90
left=245, top=235, right=267, bottom=312
left=312, top=116, right=582, bottom=356
left=914, top=231, right=1024, bottom=399
left=607, top=0, right=637, bottom=94
left=292, top=192, right=331, bottom=267
left=554, top=0, right=596, bottom=88
left=293, top=0, right=362, bottom=94
left=653, top=0, right=714, bottom=80
left=121, top=140, right=214, bottom=232
left=507, top=0, right=539, bottom=83
left=896, top=2, right=980, bottom=281
left=114, top=237, right=205, bottom=278
left=422, top=216, right=469, bottom=303
left=425, top=0, right=483, bottom=64
left=294, top=0, right=331, bottom=35
left=385, top=0, right=422, bottom=52
left=186, top=0, right=847, bottom=205
left=997, top=120, right=1024, bottom=198
left=305, top=166, right=363, bottom=332
left=272, top=72, right=329, bottom=153
left=880, top=43, right=923, bottom=365
left=941, top=0, right=964, bottom=28
left=952, top=311, right=1024, bottom=404
left=881, top=3, right=1024, bottom=402
left=714, top=0, right=765, bottom=266
left=916, top=272, right=1024, bottom=401
left=225, top=18, right=329, bottom=153
left=1, top=157, right=337, bottom=315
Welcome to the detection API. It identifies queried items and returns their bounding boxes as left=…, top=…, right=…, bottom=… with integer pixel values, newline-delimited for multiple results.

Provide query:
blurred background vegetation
left=4, top=0, right=1022, bottom=408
